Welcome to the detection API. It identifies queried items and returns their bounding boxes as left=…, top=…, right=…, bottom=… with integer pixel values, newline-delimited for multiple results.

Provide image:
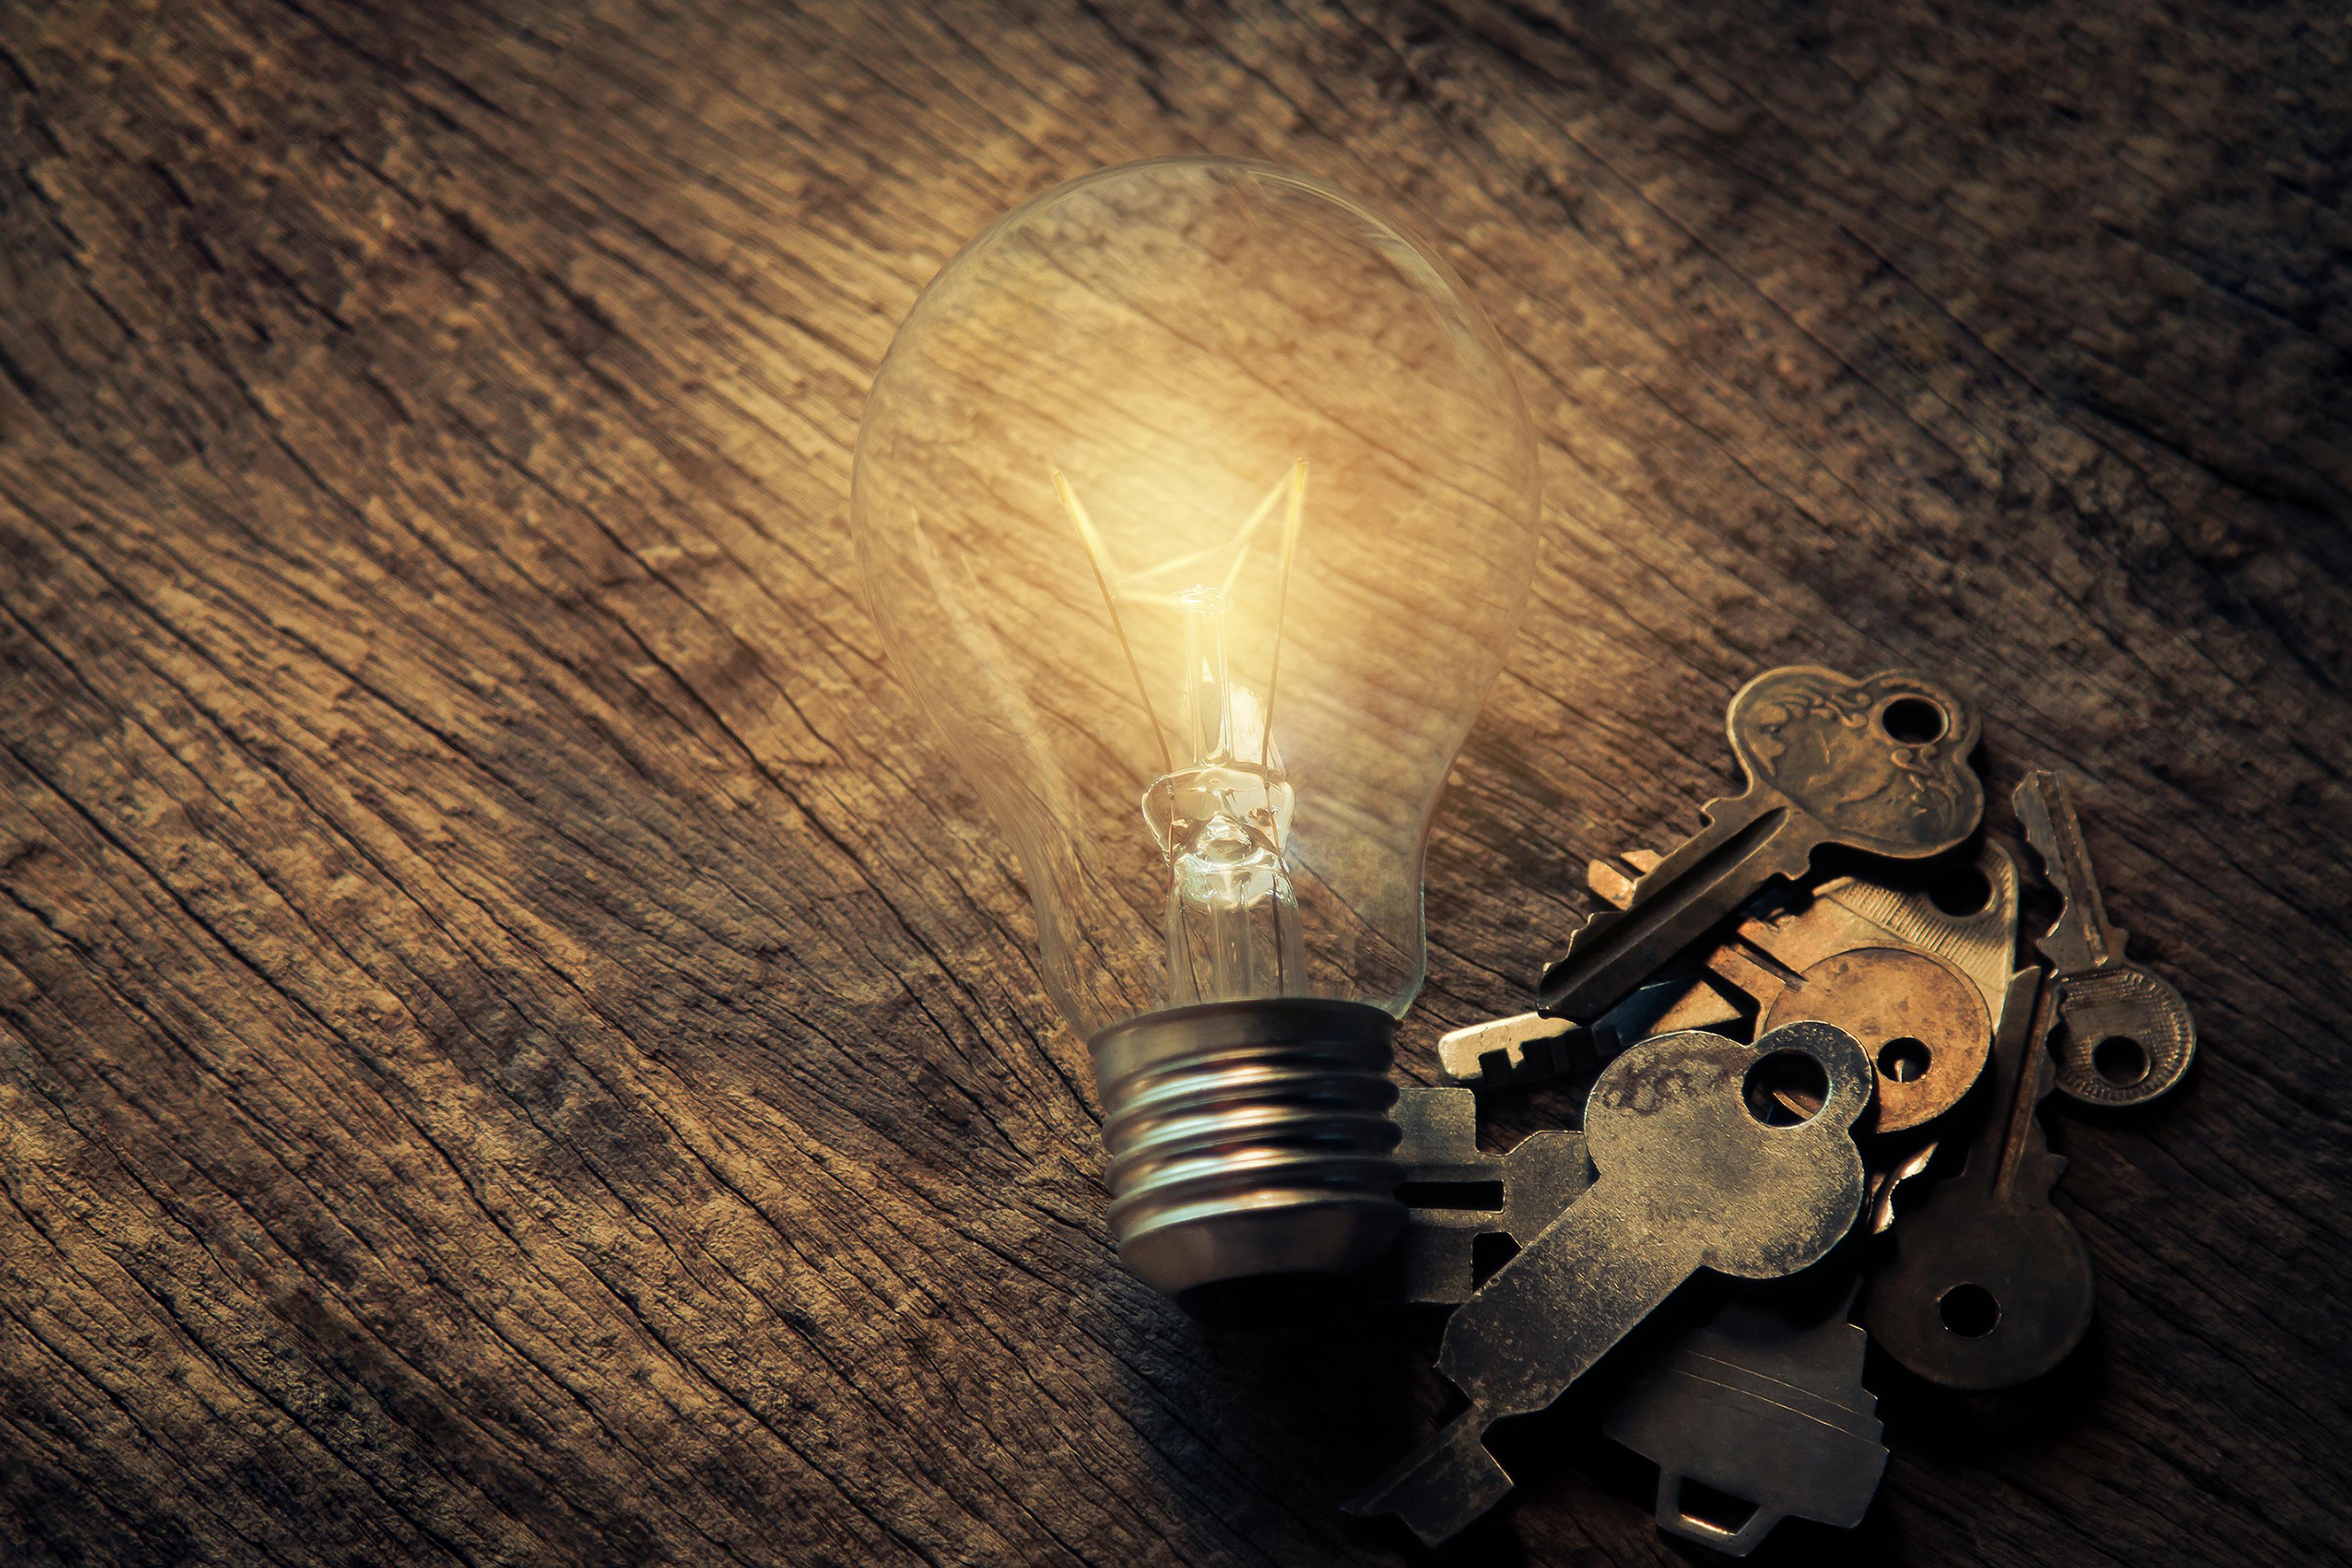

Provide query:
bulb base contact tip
left=1089, top=998, right=1405, bottom=1313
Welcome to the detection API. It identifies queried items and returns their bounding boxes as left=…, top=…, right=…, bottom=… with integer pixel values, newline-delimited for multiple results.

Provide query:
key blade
left=1542, top=799, right=1815, bottom=1021
left=1993, top=973, right=2068, bottom=1203
left=1870, top=1141, right=1940, bottom=1234
left=1595, top=977, right=1745, bottom=1053
left=2015, top=770, right=2122, bottom=976
left=1439, top=1180, right=1691, bottom=1419
left=1949, top=967, right=2066, bottom=1204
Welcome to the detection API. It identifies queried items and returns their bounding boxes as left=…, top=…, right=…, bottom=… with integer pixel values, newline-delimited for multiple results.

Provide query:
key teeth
left=1394, top=1085, right=1595, bottom=1301
left=1562, top=812, right=1731, bottom=967
left=2033, top=904, right=2128, bottom=975
left=1436, top=1012, right=1584, bottom=1088
left=1540, top=929, right=1616, bottom=1017
left=1587, top=857, right=1639, bottom=906
left=1622, top=802, right=1734, bottom=885
left=1565, top=801, right=1734, bottom=927
left=1550, top=903, right=1624, bottom=965
left=2088, top=919, right=2133, bottom=960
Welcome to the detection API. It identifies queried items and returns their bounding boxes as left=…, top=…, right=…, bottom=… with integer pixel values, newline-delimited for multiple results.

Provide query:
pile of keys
left=1349, top=666, right=2197, bottom=1555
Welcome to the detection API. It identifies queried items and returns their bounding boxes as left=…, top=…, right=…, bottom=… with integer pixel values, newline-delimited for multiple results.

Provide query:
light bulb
left=852, top=157, right=1540, bottom=1313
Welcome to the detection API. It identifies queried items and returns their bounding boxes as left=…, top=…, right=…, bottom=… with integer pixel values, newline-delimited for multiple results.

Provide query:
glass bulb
left=853, top=158, right=1540, bottom=1309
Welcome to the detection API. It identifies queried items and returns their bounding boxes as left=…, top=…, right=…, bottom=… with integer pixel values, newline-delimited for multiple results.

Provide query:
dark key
left=1861, top=967, right=2097, bottom=1389
left=1603, top=1280, right=1886, bottom=1557
left=1388, top=1086, right=1589, bottom=1305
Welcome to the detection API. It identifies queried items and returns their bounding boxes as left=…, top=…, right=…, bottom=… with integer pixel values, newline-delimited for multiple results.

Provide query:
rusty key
left=1540, top=667, right=1984, bottom=1027
left=2015, top=769, right=2196, bottom=1107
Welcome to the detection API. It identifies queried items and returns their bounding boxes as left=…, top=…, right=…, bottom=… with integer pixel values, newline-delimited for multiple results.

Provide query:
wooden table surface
left=5, top=3, right=2348, bottom=1564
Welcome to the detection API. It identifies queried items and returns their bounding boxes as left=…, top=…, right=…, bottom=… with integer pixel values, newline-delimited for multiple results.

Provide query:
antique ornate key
left=1861, top=967, right=2096, bottom=1389
left=1539, top=667, right=1984, bottom=1027
left=1351, top=1022, right=1873, bottom=1545
left=2015, top=769, right=2197, bottom=1106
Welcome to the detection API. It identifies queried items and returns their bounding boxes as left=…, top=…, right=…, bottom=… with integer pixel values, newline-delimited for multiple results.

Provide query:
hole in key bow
left=1926, top=861, right=1993, bottom=916
left=1878, top=1037, right=1932, bottom=1083
left=1396, top=1180, right=1504, bottom=1211
left=2094, top=1035, right=2150, bottom=1086
left=1939, top=1283, right=2001, bottom=1337
left=1743, top=1051, right=1829, bottom=1127
left=1675, top=1477, right=1761, bottom=1538
left=1879, top=697, right=1947, bottom=744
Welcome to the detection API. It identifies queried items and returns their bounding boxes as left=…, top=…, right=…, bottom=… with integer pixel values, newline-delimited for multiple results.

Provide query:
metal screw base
left=1090, top=998, right=1405, bottom=1312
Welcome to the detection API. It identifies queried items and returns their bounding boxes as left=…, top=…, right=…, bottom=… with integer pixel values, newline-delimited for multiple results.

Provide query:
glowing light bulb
left=853, top=157, right=1540, bottom=1313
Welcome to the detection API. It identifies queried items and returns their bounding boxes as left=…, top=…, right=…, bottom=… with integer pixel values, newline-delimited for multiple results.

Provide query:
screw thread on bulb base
left=1090, top=998, right=1404, bottom=1319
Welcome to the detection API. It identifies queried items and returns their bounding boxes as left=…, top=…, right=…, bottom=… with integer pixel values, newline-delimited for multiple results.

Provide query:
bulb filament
left=1055, top=462, right=1310, bottom=1005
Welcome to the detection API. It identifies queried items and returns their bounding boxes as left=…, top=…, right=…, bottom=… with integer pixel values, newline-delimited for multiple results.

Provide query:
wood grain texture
left=3, top=2, right=2346, bottom=1564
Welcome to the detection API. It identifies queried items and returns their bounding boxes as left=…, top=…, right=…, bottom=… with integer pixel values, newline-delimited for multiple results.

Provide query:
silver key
left=1349, top=1022, right=1873, bottom=1546
left=2015, top=770, right=2195, bottom=1106
left=1436, top=977, right=1740, bottom=1089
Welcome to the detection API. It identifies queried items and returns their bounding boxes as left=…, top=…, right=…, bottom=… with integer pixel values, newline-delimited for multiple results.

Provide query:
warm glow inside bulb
left=852, top=157, right=1541, bottom=1040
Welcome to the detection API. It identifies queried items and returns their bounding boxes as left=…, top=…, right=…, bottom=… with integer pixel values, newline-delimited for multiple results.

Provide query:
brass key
left=1540, top=666, right=1984, bottom=1025
left=2015, top=769, right=2196, bottom=1106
